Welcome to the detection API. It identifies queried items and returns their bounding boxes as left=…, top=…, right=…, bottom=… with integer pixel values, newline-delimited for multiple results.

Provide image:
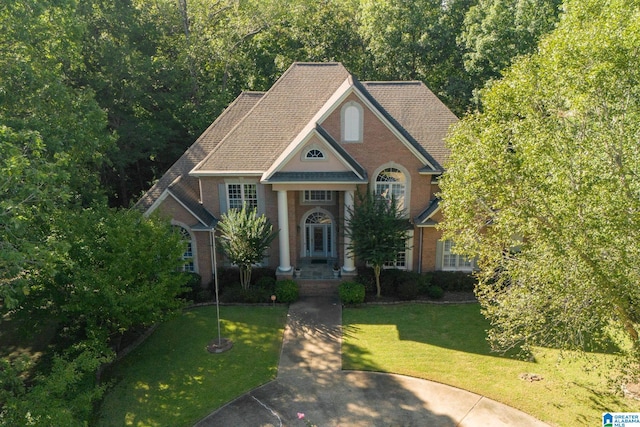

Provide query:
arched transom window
left=375, top=167, right=406, bottom=211
left=305, top=148, right=325, bottom=159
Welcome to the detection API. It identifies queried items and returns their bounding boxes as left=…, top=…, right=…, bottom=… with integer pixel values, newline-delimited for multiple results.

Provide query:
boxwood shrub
left=275, top=279, right=299, bottom=304
left=338, top=281, right=366, bottom=304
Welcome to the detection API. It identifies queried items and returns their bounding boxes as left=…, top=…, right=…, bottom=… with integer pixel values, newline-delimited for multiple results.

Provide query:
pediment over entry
left=262, top=125, right=367, bottom=184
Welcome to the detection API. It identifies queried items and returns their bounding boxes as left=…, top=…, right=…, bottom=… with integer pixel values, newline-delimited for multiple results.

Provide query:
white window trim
left=302, top=146, right=327, bottom=161
left=381, top=231, right=413, bottom=270
left=172, top=221, right=198, bottom=273
left=300, top=190, right=335, bottom=205
left=441, top=239, right=475, bottom=271
left=226, top=181, right=258, bottom=211
left=371, top=162, right=411, bottom=216
left=341, top=101, right=363, bottom=143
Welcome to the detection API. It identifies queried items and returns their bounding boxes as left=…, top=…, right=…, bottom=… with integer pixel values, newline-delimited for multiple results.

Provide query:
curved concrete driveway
left=195, top=296, right=549, bottom=427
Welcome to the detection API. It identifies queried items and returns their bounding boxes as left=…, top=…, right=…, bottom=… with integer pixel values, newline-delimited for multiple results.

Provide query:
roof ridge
left=363, top=81, right=423, bottom=86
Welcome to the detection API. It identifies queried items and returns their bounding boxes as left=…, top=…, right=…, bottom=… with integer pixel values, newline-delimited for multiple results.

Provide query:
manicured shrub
left=338, top=281, right=366, bottom=304
left=356, top=266, right=376, bottom=294
left=274, top=279, right=299, bottom=304
left=251, top=267, right=277, bottom=286
left=416, top=273, right=432, bottom=295
left=397, top=279, right=419, bottom=300
left=431, top=271, right=476, bottom=292
left=220, top=284, right=271, bottom=303
left=426, top=285, right=444, bottom=299
left=196, top=290, right=213, bottom=303
left=255, top=275, right=276, bottom=291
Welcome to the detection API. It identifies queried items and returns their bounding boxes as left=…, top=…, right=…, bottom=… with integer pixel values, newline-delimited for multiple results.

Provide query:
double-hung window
left=442, top=240, right=474, bottom=270
left=227, top=183, right=257, bottom=210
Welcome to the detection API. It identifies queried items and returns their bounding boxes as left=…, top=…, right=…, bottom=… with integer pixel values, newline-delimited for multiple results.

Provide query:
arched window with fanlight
left=176, top=226, right=195, bottom=272
left=375, top=167, right=407, bottom=212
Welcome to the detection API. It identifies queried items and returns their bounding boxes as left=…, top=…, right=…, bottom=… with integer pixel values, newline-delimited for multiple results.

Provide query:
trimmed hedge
left=274, top=279, right=299, bottom=304
left=430, top=271, right=476, bottom=292
left=338, top=281, right=366, bottom=304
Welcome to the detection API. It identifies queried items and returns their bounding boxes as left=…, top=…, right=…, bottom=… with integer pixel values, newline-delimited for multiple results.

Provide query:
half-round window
left=375, top=167, right=406, bottom=211
left=305, top=148, right=325, bottom=159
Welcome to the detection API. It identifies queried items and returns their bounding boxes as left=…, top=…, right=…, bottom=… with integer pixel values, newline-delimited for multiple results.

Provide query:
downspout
left=418, top=227, right=423, bottom=274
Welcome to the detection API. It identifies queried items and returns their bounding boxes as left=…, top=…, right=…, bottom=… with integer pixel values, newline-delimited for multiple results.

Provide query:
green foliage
left=460, top=0, right=562, bottom=90
left=0, top=342, right=111, bottom=427
left=358, top=0, right=475, bottom=114
left=179, top=272, right=204, bottom=302
left=431, top=271, right=477, bottom=292
left=397, top=279, right=419, bottom=301
left=221, top=284, right=272, bottom=304
left=21, top=208, right=188, bottom=343
left=346, top=189, right=409, bottom=297
left=217, top=205, right=278, bottom=290
left=274, top=279, right=299, bottom=304
left=426, top=285, right=444, bottom=299
left=338, top=281, right=366, bottom=304
left=440, top=0, right=640, bottom=360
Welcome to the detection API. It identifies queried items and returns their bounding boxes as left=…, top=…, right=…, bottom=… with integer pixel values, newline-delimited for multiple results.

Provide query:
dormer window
left=341, top=101, right=363, bottom=142
left=304, top=148, right=325, bottom=160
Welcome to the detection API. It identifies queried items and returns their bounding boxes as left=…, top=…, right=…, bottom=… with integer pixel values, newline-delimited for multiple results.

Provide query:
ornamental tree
left=439, top=0, right=640, bottom=363
left=217, top=204, right=278, bottom=289
left=345, top=189, right=409, bottom=298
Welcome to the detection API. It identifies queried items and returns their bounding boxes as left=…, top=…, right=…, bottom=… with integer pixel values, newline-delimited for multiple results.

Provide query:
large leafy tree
left=358, top=0, right=476, bottom=115
left=0, top=0, right=112, bottom=306
left=459, top=0, right=562, bottom=95
left=440, top=0, right=640, bottom=362
left=346, top=190, right=409, bottom=298
left=217, top=205, right=278, bottom=289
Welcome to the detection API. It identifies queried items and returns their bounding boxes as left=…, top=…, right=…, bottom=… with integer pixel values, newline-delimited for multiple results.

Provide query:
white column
left=343, top=189, right=356, bottom=272
left=277, top=190, right=292, bottom=272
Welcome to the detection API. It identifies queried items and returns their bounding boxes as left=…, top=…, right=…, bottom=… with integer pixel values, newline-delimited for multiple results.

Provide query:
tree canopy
left=346, top=190, right=409, bottom=298
left=439, top=0, right=640, bottom=363
left=217, top=205, right=278, bottom=289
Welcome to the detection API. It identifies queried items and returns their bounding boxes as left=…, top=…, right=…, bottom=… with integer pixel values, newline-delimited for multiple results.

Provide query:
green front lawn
left=342, top=303, right=640, bottom=427
left=96, top=305, right=288, bottom=427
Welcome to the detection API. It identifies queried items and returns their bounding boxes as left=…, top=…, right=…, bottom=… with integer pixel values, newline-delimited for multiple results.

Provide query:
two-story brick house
left=136, top=62, right=469, bottom=284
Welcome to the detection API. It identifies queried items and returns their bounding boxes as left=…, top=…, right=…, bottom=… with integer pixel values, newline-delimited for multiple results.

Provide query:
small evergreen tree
left=217, top=204, right=278, bottom=289
left=345, top=189, right=409, bottom=298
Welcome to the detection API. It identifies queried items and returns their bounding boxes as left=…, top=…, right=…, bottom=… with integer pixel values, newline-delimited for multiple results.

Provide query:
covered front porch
left=270, top=185, right=359, bottom=278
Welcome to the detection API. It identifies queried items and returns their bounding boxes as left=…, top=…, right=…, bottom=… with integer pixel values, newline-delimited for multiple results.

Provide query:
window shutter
left=435, top=240, right=443, bottom=270
left=218, top=184, right=227, bottom=214
left=257, top=184, right=266, bottom=215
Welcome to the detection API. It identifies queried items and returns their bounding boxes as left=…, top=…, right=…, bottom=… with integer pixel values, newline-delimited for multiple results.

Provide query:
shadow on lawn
left=343, top=302, right=623, bottom=360
left=196, top=296, right=463, bottom=427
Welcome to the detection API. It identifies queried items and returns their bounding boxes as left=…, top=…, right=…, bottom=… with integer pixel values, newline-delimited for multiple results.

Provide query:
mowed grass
left=96, top=305, right=288, bottom=427
left=342, top=303, right=640, bottom=427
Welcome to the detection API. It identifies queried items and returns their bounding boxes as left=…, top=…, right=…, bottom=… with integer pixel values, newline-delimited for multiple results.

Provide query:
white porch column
left=277, top=190, right=292, bottom=272
left=343, top=189, right=356, bottom=272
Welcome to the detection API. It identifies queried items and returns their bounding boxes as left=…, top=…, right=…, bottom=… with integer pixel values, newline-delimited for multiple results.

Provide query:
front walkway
left=195, top=296, right=549, bottom=426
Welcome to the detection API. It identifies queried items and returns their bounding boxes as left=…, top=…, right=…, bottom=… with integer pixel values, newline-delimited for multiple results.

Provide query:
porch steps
left=295, top=279, right=341, bottom=297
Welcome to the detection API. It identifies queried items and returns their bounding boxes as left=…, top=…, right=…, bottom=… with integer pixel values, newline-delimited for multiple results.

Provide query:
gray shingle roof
left=360, top=81, right=458, bottom=169
left=135, top=91, right=263, bottom=216
left=265, top=171, right=367, bottom=183
left=192, top=63, right=351, bottom=173
left=415, top=197, right=441, bottom=226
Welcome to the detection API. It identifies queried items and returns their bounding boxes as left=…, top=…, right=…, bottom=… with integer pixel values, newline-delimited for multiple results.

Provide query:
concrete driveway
left=195, top=296, right=549, bottom=427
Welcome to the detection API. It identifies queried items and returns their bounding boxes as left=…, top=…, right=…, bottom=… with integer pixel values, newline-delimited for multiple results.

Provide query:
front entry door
left=305, top=211, right=332, bottom=257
